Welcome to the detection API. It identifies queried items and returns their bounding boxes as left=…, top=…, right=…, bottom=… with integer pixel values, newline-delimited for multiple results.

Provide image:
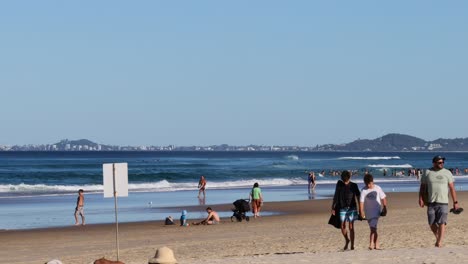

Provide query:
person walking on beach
left=308, top=172, right=316, bottom=194
left=198, top=175, right=207, bottom=198
left=359, top=174, right=387, bottom=250
left=250, top=182, right=263, bottom=218
left=331, top=171, right=361, bottom=250
left=419, top=155, right=460, bottom=247
left=74, top=189, right=85, bottom=226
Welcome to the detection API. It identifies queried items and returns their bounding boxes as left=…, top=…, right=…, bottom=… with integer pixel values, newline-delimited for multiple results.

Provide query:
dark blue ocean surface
left=0, top=151, right=467, bottom=197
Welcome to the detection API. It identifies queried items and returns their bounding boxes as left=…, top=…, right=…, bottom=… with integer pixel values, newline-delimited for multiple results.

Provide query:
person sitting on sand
left=359, top=174, right=387, bottom=250
left=180, top=210, right=189, bottom=226
left=192, top=207, right=220, bottom=225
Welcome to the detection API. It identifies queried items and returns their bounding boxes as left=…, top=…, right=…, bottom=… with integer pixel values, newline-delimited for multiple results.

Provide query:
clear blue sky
left=1, top=1, right=467, bottom=146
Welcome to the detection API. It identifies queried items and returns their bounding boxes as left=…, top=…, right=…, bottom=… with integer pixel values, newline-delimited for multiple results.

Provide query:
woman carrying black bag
left=331, top=170, right=361, bottom=251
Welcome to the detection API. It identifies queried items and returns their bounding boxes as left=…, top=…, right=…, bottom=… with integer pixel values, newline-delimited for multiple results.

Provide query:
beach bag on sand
left=165, top=216, right=174, bottom=225
left=328, top=213, right=341, bottom=229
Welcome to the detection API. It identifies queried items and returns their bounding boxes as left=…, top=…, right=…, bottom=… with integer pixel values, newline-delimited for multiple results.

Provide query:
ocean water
left=1, top=151, right=467, bottom=230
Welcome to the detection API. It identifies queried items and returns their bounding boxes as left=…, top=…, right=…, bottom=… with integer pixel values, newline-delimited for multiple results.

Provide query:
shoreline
left=0, top=199, right=328, bottom=233
left=2, top=192, right=468, bottom=263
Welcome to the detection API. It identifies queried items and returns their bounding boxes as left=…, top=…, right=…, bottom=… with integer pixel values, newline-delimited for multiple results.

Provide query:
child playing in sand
left=180, top=210, right=189, bottom=226
left=359, top=174, right=387, bottom=250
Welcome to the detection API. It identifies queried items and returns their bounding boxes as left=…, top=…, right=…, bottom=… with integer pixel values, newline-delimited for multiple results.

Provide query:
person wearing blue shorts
left=331, top=171, right=361, bottom=250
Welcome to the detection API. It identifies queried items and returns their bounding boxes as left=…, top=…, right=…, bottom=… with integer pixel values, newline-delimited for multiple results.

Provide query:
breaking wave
left=338, top=156, right=401, bottom=160
left=367, top=164, right=413, bottom=168
left=0, top=178, right=308, bottom=195
left=285, top=155, right=299, bottom=160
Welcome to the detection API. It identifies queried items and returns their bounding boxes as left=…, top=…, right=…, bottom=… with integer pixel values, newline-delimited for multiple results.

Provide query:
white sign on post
left=102, top=162, right=129, bottom=261
left=103, top=163, right=129, bottom=197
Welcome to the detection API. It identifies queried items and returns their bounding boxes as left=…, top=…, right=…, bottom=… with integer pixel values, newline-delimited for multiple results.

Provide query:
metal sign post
left=103, top=163, right=128, bottom=261
left=112, top=163, right=120, bottom=260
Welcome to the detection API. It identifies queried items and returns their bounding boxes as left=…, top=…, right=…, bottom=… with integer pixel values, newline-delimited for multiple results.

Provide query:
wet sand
left=1, top=192, right=468, bottom=264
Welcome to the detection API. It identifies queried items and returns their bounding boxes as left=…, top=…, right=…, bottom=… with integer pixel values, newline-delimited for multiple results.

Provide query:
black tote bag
left=328, top=212, right=341, bottom=229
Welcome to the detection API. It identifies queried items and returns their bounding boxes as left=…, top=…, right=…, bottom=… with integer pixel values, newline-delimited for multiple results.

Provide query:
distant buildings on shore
left=0, top=139, right=315, bottom=152
left=1, top=134, right=468, bottom=152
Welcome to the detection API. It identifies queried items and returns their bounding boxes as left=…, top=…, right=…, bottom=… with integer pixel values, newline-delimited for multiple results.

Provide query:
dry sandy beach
left=1, top=192, right=468, bottom=264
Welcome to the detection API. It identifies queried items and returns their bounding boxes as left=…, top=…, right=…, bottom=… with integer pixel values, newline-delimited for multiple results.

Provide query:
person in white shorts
left=359, top=174, right=387, bottom=250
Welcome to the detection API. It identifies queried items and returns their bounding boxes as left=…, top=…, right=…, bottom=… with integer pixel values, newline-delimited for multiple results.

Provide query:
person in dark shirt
left=331, top=171, right=361, bottom=250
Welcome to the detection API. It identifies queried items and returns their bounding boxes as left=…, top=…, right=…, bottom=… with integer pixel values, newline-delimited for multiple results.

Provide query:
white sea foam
left=0, top=183, right=103, bottom=193
left=0, top=178, right=309, bottom=195
left=338, top=156, right=401, bottom=160
left=285, top=155, right=299, bottom=160
left=367, top=164, right=413, bottom=168
left=3, top=175, right=466, bottom=196
left=316, top=178, right=420, bottom=184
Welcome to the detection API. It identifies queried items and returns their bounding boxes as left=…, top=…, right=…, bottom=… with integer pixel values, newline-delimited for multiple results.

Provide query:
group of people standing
left=331, top=155, right=461, bottom=250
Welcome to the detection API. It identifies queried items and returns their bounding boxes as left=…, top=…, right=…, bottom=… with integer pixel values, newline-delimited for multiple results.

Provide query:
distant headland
left=1, top=133, right=468, bottom=152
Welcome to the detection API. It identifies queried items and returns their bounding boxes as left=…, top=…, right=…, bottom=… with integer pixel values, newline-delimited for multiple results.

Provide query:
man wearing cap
left=419, top=155, right=460, bottom=247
